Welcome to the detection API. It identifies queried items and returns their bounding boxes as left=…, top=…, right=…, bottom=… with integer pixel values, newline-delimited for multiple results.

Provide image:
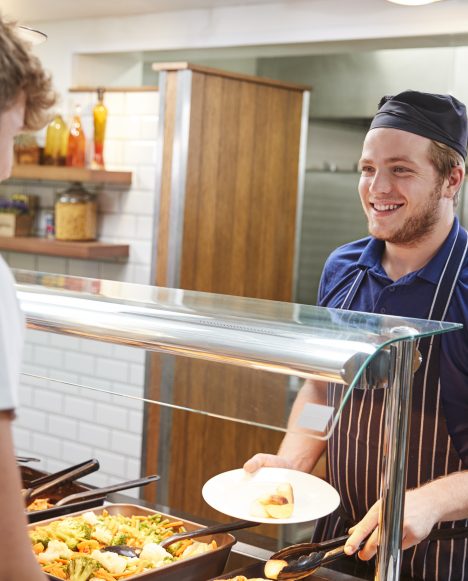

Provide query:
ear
left=442, top=165, right=465, bottom=200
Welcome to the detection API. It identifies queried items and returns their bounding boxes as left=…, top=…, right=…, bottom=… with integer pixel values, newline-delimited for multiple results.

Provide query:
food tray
left=21, top=465, right=104, bottom=523
left=28, top=503, right=236, bottom=581
left=21, top=465, right=94, bottom=498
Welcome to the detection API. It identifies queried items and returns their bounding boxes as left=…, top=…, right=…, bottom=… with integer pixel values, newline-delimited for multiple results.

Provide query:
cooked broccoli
left=111, top=532, right=129, bottom=546
left=67, top=556, right=100, bottom=581
left=54, top=519, right=92, bottom=549
left=30, top=528, right=51, bottom=548
left=143, top=531, right=164, bottom=545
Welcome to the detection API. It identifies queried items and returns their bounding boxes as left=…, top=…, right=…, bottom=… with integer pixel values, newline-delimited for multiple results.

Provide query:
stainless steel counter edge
left=15, top=280, right=380, bottom=384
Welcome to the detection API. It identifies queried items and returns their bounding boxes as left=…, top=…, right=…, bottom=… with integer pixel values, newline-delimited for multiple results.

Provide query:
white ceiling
left=4, top=0, right=468, bottom=57
left=2, top=0, right=285, bottom=23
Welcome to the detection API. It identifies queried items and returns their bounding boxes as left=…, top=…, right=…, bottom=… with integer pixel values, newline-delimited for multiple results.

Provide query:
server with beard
left=244, top=91, right=468, bottom=581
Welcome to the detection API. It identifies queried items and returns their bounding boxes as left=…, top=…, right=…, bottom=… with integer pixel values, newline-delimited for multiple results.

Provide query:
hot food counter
left=13, top=270, right=461, bottom=581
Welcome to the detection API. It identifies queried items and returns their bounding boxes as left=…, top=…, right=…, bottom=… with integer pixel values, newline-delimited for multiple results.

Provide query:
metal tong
left=265, top=535, right=366, bottom=580
left=105, top=518, right=256, bottom=558
left=54, top=474, right=160, bottom=506
left=160, top=518, right=256, bottom=549
left=22, top=458, right=100, bottom=504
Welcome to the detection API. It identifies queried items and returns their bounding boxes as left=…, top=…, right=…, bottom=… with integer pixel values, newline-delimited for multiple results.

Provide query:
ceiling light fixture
left=386, top=0, right=445, bottom=5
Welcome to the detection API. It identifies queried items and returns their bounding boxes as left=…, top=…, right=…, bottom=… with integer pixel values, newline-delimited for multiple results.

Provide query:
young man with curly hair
left=0, top=15, right=55, bottom=581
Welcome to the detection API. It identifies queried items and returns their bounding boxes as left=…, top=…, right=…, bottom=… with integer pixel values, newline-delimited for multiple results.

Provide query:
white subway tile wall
left=3, top=91, right=159, bottom=491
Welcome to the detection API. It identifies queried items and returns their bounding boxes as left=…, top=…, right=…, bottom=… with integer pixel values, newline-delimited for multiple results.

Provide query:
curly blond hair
left=0, top=17, right=56, bottom=130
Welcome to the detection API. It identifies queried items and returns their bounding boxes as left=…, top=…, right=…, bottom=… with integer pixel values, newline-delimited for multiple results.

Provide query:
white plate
left=202, top=467, right=340, bottom=524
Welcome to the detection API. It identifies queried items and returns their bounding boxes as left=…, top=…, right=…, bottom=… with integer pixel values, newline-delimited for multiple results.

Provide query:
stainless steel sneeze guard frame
left=13, top=270, right=460, bottom=386
left=13, top=269, right=464, bottom=581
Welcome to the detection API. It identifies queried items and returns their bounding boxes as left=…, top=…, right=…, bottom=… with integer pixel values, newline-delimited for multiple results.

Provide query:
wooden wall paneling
left=210, top=75, right=241, bottom=294
left=180, top=72, right=205, bottom=289
left=190, top=72, right=223, bottom=291
left=165, top=72, right=302, bottom=532
left=250, top=83, right=274, bottom=298
left=230, top=81, right=257, bottom=297
left=167, top=360, right=286, bottom=535
left=143, top=64, right=310, bottom=535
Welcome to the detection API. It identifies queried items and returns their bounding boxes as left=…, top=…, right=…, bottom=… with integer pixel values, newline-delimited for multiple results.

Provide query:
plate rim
left=202, top=467, right=340, bottom=524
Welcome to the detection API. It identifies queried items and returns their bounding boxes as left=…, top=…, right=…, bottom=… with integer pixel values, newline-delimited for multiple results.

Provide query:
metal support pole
left=375, top=339, right=416, bottom=581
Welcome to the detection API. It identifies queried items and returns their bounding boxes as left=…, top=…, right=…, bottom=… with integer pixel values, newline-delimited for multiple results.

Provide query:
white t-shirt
left=0, top=257, right=24, bottom=411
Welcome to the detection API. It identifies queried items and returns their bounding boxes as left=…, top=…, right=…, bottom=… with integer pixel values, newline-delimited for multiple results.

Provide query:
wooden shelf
left=10, top=165, right=132, bottom=186
left=70, top=86, right=158, bottom=93
left=0, top=236, right=129, bottom=260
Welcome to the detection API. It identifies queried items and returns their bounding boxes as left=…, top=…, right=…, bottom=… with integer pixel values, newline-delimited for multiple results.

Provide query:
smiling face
left=0, top=92, right=26, bottom=181
left=358, top=127, right=453, bottom=246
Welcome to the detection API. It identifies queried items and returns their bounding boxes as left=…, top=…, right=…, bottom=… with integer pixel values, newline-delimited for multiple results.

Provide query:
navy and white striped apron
left=314, top=224, right=468, bottom=581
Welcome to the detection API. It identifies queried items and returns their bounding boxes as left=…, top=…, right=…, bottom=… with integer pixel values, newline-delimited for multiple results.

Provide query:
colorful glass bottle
left=93, top=88, right=108, bottom=169
left=66, top=105, right=86, bottom=168
left=44, top=114, right=67, bottom=166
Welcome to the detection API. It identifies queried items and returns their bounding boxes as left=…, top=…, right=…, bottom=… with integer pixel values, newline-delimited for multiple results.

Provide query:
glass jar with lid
left=55, top=182, right=97, bottom=241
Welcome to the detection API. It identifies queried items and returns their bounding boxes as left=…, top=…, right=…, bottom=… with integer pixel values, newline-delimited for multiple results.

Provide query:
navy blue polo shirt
left=317, top=217, right=468, bottom=467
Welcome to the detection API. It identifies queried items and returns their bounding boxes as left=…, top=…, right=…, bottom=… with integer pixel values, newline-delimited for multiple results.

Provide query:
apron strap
left=340, top=268, right=367, bottom=310
left=425, top=223, right=468, bottom=322
left=419, top=223, right=468, bottom=383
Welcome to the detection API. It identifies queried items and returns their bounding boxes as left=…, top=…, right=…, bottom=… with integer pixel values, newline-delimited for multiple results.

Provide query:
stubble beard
left=370, top=184, right=442, bottom=246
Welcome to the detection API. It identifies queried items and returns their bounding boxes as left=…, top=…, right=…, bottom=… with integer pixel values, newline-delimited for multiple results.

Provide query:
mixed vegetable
left=30, top=510, right=216, bottom=580
left=28, top=497, right=54, bottom=511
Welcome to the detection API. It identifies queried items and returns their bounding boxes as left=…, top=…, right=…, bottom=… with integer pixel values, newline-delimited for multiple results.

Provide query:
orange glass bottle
left=93, top=88, right=108, bottom=169
left=66, top=105, right=86, bottom=167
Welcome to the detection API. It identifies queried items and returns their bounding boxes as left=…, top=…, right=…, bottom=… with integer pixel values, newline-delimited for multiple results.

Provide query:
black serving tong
left=105, top=519, right=256, bottom=557
left=264, top=535, right=366, bottom=580
left=54, top=474, right=160, bottom=506
left=265, top=526, right=468, bottom=580
left=27, top=497, right=107, bottom=524
left=160, top=518, right=256, bottom=549
left=16, top=455, right=41, bottom=464
left=22, top=458, right=100, bottom=504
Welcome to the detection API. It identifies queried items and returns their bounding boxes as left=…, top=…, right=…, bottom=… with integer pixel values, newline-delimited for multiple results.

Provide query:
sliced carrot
left=162, top=520, right=184, bottom=528
left=77, top=539, right=101, bottom=553
left=42, top=564, right=67, bottom=579
left=175, top=539, right=193, bottom=557
left=32, top=542, right=44, bottom=554
left=93, top=568, right=118, bottom=581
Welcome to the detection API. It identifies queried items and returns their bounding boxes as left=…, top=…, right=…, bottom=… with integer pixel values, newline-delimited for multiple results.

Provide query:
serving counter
left=108, top=490, right=366, bottom=581
left=14, top=269, right=461, bottom=581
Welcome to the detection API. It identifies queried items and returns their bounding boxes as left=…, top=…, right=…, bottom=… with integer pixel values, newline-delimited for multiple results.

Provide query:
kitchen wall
left=296, top=120, right=367, bottom=304
left=2, top=89, right=159, bottom=488
left=306, top=120, right=367, bottom=171
left=4, top=24, right=378, bottom=488
left=258, top=47, right=459, bottom=118
left=28, top=0, right=468, bottom=102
